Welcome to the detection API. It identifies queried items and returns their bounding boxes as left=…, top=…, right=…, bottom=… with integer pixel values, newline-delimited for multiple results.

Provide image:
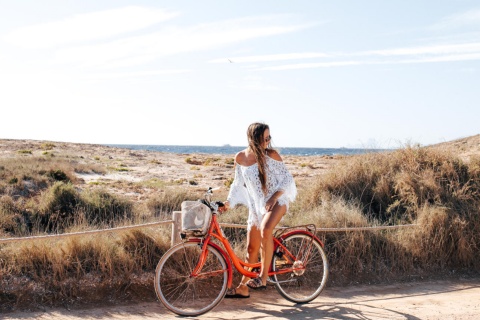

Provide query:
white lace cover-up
left=227, top=156, right=297, bottom=230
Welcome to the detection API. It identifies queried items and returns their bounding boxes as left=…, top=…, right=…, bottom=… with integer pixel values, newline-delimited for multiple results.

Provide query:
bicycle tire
left=271, top=233, right=328, bottom=303
left=154, top=241, right=228, bottom=316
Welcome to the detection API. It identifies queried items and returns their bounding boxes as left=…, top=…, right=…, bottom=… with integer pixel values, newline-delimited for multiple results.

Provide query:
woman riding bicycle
left=222, top=122, right=297, bottom=298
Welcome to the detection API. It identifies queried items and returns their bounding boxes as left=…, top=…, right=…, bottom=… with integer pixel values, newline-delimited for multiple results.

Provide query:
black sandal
left=225, top=288, right=250, bottom=299
left=246, top=277, right=267, bottom=290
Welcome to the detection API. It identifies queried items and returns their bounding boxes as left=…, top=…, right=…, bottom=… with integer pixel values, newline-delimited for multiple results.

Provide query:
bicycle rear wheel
left=272, top=233, right=328, bottom=303
left=154, top=241, right=228, bottom=316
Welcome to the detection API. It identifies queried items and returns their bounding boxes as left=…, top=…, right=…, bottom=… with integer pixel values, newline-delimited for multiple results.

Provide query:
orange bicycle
left=154, top=188, right=329, bottom=316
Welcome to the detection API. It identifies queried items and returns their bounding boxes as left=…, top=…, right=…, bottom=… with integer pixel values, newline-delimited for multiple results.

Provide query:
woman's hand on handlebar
left=218, top=200, right=230, bottom=213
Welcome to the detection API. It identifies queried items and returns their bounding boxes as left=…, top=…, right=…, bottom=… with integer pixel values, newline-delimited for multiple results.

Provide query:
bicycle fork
left=189, top=240, right=233, bottom=288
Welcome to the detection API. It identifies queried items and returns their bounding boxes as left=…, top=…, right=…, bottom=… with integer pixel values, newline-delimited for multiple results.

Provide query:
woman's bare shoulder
left=267, top=149, right=283, bottom=161
left=234, top=149, right=248, bottom=165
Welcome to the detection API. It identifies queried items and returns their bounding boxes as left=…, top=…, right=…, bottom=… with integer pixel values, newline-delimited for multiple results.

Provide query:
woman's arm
left=226, top=153, right=249, bottom=209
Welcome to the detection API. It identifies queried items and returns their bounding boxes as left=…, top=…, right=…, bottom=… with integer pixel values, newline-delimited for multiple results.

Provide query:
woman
left=222, top=122, right=297, bottom=298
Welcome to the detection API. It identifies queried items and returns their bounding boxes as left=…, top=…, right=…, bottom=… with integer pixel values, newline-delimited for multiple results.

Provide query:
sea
left=106, top=144, right=388, bottom=157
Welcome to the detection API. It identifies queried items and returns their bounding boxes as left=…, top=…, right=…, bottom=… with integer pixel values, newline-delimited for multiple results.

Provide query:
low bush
left=80, top=189, right=133, bottom=226
left=33, top=182, right=80, bottom=232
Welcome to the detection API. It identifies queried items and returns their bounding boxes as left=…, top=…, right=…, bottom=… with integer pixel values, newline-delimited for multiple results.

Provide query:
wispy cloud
left=3, top=6, right=179, bottom=48
left=251, top=42, right=480, bottom=71
left=209, top=52, right=329, bottom=64
left=397, top=52, right=480, bottom=64
left=366, top=42, right=480, bottom=56
left=218, top=9, right=480, bottom=72
left=431, top=8, right=480, bottom=30
left=83, top=69, right=191, bottom=81
left=259, top=60, right=361, bottom=71
left=51, top=15, right=310, bottom=68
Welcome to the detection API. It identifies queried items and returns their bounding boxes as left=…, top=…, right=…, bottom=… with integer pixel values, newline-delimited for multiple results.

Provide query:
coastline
left=0, top=139, right=339, bottom=200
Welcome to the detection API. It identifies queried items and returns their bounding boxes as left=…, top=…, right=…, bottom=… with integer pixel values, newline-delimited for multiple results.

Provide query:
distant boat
left=222, top=144, right=231, bottom=147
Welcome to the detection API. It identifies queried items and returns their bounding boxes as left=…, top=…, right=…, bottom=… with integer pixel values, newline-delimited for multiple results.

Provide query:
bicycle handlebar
left=203, top=187, right=225, bottom=214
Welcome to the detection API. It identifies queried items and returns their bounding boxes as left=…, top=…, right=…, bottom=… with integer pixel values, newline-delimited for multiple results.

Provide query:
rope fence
left=0, top=220, right=174, bottom=245
left=0, top=211, right=418, bottom=247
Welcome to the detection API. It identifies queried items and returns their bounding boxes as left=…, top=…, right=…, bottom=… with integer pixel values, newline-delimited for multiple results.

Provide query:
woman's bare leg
left=259, top=204, right=287, bottom=285
left=234, top=226, right=261, bottom=295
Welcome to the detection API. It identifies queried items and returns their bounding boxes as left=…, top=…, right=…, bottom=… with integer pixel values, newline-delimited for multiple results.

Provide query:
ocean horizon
left=106, top=144, right=389, bottom=157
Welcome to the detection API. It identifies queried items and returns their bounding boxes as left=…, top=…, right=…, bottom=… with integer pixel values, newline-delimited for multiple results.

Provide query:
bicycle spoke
left=154, top=242, right=228, bottom=316
left=272, top=233, right=328, bottom=303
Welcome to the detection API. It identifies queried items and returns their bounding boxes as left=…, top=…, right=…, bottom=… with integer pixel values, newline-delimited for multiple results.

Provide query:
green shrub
left=185, top=157, right=203, bottom=165
left=40, top=143, right=55, bottom=150
left=47, top=169, right=69, bottom=182
left=224, top=177, right=234, bottom=188
left=0, top=195, right=31, bottom=235
left=80, top=189, right=133, bottom=225
left=17, top=150, right=32, bottom=154
left=33, top=182, right=80, bottom=232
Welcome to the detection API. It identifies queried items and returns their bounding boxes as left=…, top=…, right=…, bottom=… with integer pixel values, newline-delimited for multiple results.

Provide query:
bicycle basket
left=181, top=201, right=212, bottom=237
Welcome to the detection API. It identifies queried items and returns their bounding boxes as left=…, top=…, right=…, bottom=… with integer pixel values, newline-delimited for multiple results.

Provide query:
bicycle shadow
left=201, top=280, right=480, bottom=320
left=207, top=295, right=420, bottom=320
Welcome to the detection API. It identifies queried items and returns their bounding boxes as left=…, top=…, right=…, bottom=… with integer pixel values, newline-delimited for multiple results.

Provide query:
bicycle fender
left=187, top=239, right=233, bottom=288
left=278, top=230, right=325, bottom=248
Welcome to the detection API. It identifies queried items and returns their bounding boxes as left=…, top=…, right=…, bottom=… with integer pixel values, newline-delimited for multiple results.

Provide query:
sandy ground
left=3, top=279, right=480, bottom=320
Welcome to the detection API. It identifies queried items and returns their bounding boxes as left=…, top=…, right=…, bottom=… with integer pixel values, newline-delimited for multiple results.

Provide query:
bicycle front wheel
left=154, top=241, right=228, bottom=316
left=272, top=233, right=328, bottom=303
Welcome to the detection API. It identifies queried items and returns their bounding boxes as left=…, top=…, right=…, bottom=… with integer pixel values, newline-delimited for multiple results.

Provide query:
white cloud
left=258, top=60, right=361, bottom=71
left=398, top=52, right=480, bottom=64
left=3, top=6, right=179, bottom=48
left=209, top=52, right=329, bottom=64
left=254, top=42, right=480, bottom=70
left=367, top=42, right=480, bottom=57
left=431, top=8, right=480, bottom=30
left=83, top=69, right=191, bottom=81
left=51, top=16, right=310, bottom=68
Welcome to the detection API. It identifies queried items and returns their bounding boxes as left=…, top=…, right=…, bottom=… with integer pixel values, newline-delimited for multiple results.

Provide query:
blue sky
left=0, top=1, right=479, bottom=148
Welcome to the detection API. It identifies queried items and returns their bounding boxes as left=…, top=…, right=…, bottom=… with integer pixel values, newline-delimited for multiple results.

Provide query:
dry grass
left=303, top=146, right=480, bottom=223
left=287, top=146, right=480, bottom=285
left=0, top=228, right=171, bottom=309
left=1, top=142, right=480, bottom=310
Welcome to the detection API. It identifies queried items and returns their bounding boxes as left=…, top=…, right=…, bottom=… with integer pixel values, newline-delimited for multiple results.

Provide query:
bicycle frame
left=187, top=211, right=325, bottom=289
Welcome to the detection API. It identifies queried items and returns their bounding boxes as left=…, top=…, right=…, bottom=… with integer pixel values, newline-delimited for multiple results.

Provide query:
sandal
left=225, top=288, right=250, bottom=299
left=246, top=277, right=267, bottom=290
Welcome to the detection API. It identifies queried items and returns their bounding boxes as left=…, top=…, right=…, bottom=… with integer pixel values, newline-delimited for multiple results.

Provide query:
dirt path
left=3, top=279, right=480, bottom=320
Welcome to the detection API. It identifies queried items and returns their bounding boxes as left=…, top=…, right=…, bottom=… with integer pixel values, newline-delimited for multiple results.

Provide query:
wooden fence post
left=171, top=211, right=182, bottom=247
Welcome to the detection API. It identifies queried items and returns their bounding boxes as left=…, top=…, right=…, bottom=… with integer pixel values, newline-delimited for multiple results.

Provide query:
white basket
left=181, top=201, right=212, bottom=237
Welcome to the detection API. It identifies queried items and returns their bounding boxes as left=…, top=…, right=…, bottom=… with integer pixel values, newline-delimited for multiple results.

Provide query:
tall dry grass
left=287, top=146, right=480, bottom=285
left=1, top=145, right=480, bottom=310
left=0, top=229, right=171, bottom=309
left=303, top=146, right=480, bottom=224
